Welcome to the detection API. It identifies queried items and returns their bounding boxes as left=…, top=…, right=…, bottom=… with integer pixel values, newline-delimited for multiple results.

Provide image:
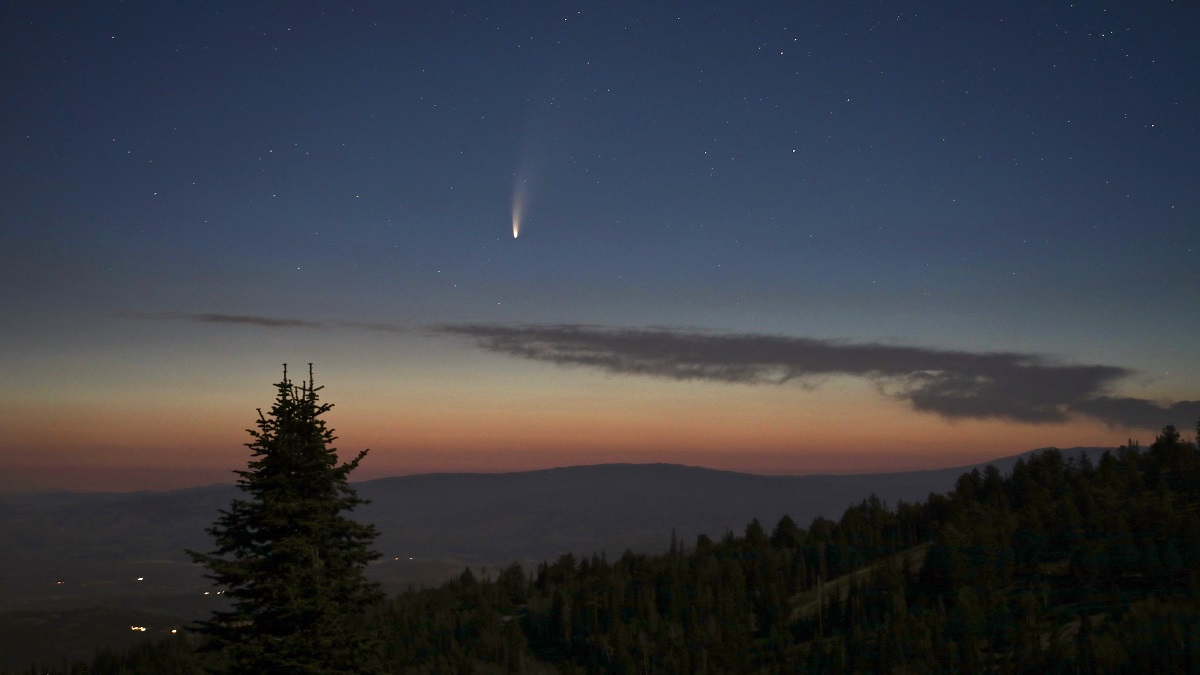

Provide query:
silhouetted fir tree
left=187, top=365, right=382, bottom=674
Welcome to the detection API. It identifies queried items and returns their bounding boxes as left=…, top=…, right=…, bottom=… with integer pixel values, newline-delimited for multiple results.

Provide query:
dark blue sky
left=3, top=1, right=1198, bottom=490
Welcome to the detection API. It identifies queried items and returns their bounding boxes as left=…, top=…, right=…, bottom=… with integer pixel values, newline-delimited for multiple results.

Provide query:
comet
left=511, top=176, right=528, bottom=239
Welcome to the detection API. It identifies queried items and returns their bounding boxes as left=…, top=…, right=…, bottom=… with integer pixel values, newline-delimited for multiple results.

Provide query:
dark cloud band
left=130, top=314, right=1196, bottom=430
left=436, top=323, right=1197, bottom=430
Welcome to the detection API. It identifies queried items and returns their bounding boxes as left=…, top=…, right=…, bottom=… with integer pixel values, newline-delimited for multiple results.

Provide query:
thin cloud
left=436, top=323, right=1197, bottom=430
left=131, top=311, right=406, bottom=333
left=338, top=321, right=407, bottom=334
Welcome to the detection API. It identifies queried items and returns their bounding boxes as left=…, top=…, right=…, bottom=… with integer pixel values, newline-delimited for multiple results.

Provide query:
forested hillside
left=13, top=425, right=1200, bottom=674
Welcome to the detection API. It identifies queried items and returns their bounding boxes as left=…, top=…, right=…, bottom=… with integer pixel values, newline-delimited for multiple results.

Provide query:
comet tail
left=512, top=177, right=526, bottom=238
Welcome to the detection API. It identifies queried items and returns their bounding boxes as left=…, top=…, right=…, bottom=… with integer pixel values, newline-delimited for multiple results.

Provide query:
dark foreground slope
left=13, top=433, right=1198, bottom=673
left=0, top=449, right=1108, bottom=670
left=0, top=449, right=1108, bottom=611
left=366, top=432, right=1194, bottom=674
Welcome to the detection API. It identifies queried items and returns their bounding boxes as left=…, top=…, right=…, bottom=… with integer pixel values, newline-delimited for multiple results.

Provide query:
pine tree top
left=187, top=365, right=383, bottom=673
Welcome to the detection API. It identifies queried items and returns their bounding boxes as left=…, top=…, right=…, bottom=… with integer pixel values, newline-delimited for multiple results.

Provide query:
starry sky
left=3, top=1, right=1198, bottom=492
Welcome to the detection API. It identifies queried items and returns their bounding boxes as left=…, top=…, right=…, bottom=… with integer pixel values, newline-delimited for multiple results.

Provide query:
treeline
left=12, top=425, right=1200, bottom=673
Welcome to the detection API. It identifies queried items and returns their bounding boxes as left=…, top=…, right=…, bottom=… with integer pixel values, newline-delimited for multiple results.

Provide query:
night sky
left=3, top=1, right=1198, bottom=492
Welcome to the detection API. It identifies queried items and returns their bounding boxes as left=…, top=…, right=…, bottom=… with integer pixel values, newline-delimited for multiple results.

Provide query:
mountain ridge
left=0, top=446, right=1113, bottom=613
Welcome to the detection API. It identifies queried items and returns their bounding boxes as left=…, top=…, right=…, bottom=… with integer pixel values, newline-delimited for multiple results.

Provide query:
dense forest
left=12, top=424, right=1200, bottom=674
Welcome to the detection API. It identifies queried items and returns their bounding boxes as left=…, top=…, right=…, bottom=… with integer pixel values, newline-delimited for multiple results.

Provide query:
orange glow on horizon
left=1, top=364, right=1149, bottom=493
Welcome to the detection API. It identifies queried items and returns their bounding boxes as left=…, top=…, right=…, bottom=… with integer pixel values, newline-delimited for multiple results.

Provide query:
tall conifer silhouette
left=189, top=365, right=382, bottom=673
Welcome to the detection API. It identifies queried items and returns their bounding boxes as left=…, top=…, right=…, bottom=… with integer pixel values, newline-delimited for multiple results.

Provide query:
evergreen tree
left=188, top=365, right=382, bottom=674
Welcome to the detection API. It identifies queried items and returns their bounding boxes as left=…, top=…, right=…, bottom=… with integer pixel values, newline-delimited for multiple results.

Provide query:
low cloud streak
left=437, top=323, right=1197, bottom=430
left=131, top=311, right=407, bottom=333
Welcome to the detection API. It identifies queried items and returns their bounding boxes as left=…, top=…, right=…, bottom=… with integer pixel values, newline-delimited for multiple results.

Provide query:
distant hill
left=352, top=448, right=1111, bottom=566
left=0, top=447, right=1110, bottom=614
